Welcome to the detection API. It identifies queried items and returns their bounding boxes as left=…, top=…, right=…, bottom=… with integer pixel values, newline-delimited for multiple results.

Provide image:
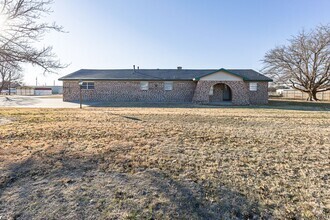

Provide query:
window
left=140, top=81, right=149, bottom=90
left=249, top=82, right=257, bottom=91
left=209, top=86, right=214, bottom=95
left=164, top=81, right=173, bottom=91
left=81, top=82, right=94, bottom=90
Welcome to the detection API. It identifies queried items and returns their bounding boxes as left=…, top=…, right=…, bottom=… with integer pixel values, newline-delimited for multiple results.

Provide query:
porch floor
left=208, top=101, right=233, bottom=106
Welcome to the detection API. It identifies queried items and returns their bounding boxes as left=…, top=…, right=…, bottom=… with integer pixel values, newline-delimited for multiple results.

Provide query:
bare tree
left=262, top=25, right=330, bottom=101
left=0, top=0, right=67, bottom=74
left=0, top=60, right=22, bottom=93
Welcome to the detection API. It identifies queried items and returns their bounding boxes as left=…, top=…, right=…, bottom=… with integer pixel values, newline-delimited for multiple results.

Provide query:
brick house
left=59, top=67, right=272, bottom=105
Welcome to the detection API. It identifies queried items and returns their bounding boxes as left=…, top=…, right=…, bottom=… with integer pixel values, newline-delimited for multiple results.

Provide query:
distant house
left=16, top=86, right=63, bottom=96
left=0, top=88, right=17, bottom=95
left=0, top=82, right=21, bottom=95
left=16, top=86, right=35, bottom=96
left=59, top=67, right=272, bottom=105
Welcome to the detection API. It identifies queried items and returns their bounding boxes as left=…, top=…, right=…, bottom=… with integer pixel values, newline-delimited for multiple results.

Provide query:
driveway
left=0, top=96, right=88, bottom=108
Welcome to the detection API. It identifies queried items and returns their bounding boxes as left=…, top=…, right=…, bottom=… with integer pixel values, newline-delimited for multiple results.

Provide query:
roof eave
left=58, top=78, right=195, bottom=81
left=244, top=79, right=273, bottom=82
left=192, top=79, right=272, bottom=82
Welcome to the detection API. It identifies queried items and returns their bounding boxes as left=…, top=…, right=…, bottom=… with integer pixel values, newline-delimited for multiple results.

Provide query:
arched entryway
left=209, top=83, right=232, bottom=103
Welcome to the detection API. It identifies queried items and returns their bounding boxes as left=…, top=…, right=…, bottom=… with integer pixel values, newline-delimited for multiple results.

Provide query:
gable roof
left=193, top=68, right=244, bottom=80
left=59, top=68, right=272, bottom=82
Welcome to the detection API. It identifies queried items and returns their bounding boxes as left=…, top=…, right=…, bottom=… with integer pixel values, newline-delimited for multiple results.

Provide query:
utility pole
left=36, top=77, right=38, bottom=86
left=79, top=80, right=83, bottom=109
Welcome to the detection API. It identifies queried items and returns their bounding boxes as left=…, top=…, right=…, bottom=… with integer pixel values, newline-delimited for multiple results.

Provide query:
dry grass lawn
left=0, top=102, right=329, bottom=219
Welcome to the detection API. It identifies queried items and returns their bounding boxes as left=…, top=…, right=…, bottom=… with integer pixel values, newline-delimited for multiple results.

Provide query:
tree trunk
left=307, top=92, right=313, bottom=101
left=0, top=76, right=5, bottom=94
left=306, top=91, right=319, bottom=101
left=312, top=91, right=319, bottom=101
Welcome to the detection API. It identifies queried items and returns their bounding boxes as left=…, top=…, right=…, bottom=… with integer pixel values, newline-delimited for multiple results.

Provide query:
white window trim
left=249, top=82, right=258, bottom=91
left=140, top=81, right=149, bottom=90
left=82, top=82, right=95, bottom=90
left=164, top=81, right=173, bottom=91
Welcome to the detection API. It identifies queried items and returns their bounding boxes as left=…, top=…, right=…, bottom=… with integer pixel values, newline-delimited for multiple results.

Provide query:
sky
left=22, top=0, right=330, bottom=86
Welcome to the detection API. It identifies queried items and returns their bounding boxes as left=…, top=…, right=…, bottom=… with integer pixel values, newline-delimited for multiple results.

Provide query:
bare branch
left=0, top=0, right=67, bottom=74
left=262, top=24, right=330, bottom=101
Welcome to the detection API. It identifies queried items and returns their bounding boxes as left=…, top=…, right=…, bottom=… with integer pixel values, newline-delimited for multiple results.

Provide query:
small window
left=164, top=81, right=173, bottom=91
left=140, top=81, right=149, bottom=90
left=249, top=82, right=257, bottom=91
left=209, top=86, right=214, bottom=95
left=82, top=82, right=94, bottom=90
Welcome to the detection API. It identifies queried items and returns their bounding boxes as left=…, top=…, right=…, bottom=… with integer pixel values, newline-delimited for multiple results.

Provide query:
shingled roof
left=59, top=68, right=272, bottom=82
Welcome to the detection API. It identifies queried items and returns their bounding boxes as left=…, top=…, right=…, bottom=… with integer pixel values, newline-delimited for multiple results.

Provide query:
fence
left=280, top=90, right=330, bottom=101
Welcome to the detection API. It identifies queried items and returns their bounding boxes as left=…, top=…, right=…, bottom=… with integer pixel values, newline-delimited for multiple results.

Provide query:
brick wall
left=248, top=82, right=269, bottom=104
left=63, top=80, right=269, bottom=105
left=209, top=84, right=224, bottom=103
left=63, top=81, right=196, bottom=102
